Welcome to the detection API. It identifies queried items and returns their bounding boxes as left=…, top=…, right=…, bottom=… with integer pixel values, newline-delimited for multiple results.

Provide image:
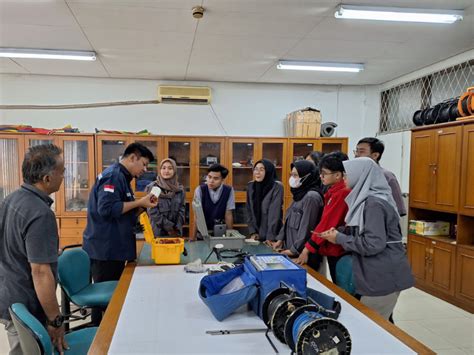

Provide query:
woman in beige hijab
left=146, top=158, right=185, bottom=237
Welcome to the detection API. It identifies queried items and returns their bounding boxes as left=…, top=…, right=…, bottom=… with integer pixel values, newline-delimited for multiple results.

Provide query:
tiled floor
left=0, top=287, right=472, bottom=354
left=393, top=287, right=473, bottom=354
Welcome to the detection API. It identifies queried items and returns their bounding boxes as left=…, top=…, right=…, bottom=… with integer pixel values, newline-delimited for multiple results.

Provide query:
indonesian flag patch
left=104, top=184, right=115, bottom=193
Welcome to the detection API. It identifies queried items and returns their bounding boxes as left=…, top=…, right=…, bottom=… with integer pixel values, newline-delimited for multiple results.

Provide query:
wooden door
left=409, top=130, right=434, bottom=209
left=260, top=138, right=288, bottom=186
left=432, top=126, right=462, bottom=212
left=460, top=124, right=474, bottom=216
left=58, top=135, right=95, bottom=217
left=455, top=246, right=474, bottom=304
left=228, top=138, right=257, bottom=200
left=164, top=137, right=196, bottom=199
left=132, top=137, right=163, bottom=196
left=0, top=134, right=24, bottom=202
left=289, top=139, right=318, bottom=164
left=319, top=138, right=349, bottom=155
left=95, top=135, right=130, bottom=175
left=407, top=234, right=428, bottom=282
left=426, top=239, right=456, bottom=295
left=196, top=137, right=226, bottom=188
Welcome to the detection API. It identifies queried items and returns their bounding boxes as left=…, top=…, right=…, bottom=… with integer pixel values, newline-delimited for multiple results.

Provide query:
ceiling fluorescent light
left=0, top=48, right=97, bottom=61
left=277, top=60, right=364, bottom=73
left=335, top=5, right=463, bottom=24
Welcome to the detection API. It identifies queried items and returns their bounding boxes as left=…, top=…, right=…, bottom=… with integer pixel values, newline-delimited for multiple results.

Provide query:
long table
left=88, top=240, right=435, bottom=354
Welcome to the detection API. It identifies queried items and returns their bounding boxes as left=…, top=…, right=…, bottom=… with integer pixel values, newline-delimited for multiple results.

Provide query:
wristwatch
left=46, top=314, right=64, bottom=328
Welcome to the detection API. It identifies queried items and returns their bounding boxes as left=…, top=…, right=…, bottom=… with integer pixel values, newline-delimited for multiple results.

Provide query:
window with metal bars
left=379, top=59, right=474, bottom=133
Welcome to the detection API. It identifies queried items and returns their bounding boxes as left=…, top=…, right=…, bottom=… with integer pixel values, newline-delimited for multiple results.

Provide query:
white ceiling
left=0, top=0, right=473, bottom=85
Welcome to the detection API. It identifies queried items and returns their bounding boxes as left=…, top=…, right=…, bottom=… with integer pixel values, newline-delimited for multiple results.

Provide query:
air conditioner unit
left=158, top=86, right=211, bottom=104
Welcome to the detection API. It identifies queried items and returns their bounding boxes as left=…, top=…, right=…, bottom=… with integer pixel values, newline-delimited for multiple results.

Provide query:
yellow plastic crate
left=139, top=213, right=184, bottom=263
left=151, top=238, right=184, bottom=264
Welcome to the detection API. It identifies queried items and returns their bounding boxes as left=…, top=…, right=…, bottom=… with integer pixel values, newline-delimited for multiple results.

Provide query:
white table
left=108, top=265, right=418, bottom=355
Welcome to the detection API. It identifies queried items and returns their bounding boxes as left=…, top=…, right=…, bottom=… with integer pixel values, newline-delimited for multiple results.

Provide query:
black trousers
left=90, top=259, right=126, bottom=325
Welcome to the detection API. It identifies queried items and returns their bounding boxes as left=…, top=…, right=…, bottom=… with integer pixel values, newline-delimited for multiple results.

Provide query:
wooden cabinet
left=0, top=134, right=24, bottom=203
left=460, top=124, right=474, bottom=216
left=59, top=217, right=87, bottom=248
left=455, top=246, right=474, bottom=304
left=409, top=121, right=474, bottom=312
left=409, top=130, right=433, bottom=209
left=407, top=235, right=456, bottom=296
left=2, top=133, right=348, bottom=243
left=408, top=234, right=427, bottom=282
left=427, top=238, right=456, bottom=295
left=58, top=136, right=95, bottom=217
left=96, top=134, right=164, bottom=195
left=432, top=126, right=462, bottom=212
left=410, top=126, right=462, bottom=212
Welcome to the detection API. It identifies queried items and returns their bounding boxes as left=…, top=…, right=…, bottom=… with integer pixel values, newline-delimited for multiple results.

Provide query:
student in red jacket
left=295, top=152, right=350, bottom=284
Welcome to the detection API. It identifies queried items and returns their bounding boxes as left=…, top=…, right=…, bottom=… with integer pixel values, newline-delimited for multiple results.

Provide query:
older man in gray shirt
left=0, top=144, right=68, bottom=355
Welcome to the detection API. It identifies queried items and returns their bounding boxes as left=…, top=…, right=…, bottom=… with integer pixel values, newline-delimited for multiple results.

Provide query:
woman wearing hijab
left=273, top=160, right=324, bottom=260
left=146, top=158, right=185, bottom=237
left=319, top=157, right=414, bottom=320
left=246, top=159, right=284, bottom=242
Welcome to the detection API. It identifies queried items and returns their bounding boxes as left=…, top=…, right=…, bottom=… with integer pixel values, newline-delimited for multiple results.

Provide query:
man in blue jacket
left=83, top=143, right=158, bottom=324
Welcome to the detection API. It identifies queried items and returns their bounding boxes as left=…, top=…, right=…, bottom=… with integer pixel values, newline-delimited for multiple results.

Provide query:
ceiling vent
left=158, top=86, right=211, bottom=104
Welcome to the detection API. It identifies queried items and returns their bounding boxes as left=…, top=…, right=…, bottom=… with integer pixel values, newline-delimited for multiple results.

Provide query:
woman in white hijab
left=319, top=157, right=414, bottom=320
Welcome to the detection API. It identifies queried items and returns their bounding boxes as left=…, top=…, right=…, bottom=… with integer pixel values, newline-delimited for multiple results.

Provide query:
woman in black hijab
left=246, top=159, right=284, bottom=242
left=272, top=160, right=324, bottom=259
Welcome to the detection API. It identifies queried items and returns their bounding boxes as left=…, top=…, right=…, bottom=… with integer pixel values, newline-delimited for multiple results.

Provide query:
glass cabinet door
left=198, top=140, right=224, bottom=185
left=262, top=142, right=285, bottom=182
left=0, top=137, right=22, bottom=202
left=167, top=140, right=192, bottom=192
left=231, top=142, right=254, bottom=192
left=63, top=140, right=91, bottom=213
left=100, top=139, right=127, bottom=172
left=292, top=142, right=314, bottom=162
left=134, top=140, right=159, bottom=192
left=26, top=137, right=57, bottom=211
left=321, top=142, right=343, bottom=154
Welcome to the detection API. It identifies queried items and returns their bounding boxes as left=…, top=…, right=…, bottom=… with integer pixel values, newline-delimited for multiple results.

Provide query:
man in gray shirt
left=0, top=144, right=68, bottom=354
left=354, top=137, right=407, bottom=216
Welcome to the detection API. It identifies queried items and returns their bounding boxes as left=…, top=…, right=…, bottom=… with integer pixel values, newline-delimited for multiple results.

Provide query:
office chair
left=9, top=303, right=97, bottom=355
left=58, top=246, right=117, bottom=329
left=335, top=255, right=356, bottom=295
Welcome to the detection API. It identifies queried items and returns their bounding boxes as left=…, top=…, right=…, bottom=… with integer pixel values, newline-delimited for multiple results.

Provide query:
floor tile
left=417, top=318, right=474, bottom=348
left=394, top=320, right=459, bottom=350
left=436, top=348, right=470, bottom=355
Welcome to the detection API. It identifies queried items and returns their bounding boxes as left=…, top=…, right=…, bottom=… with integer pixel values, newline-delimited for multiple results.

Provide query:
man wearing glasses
left=354, top=137, right=406, bottom=217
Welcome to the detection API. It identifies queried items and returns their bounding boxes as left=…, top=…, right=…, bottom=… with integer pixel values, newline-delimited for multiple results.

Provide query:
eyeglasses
left=253, top=167, right=265, bottom=172
left=319, top=171, right=337, bottom=177
left=353, top=149, right=368, bottom=155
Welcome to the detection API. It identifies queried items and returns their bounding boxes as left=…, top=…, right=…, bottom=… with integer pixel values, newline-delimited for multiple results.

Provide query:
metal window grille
left=379, top=59, right=474, bottom=133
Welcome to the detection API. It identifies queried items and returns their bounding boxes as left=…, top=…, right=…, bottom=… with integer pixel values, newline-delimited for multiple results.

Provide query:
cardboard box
left=286, top=107, right=322, bottom=137
left=409, top=220, right=450, bottom=236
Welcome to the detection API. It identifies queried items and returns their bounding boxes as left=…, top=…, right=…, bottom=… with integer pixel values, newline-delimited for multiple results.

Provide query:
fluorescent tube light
left=0, top=48, right=97, bottom=61
left=277, top=60, right=364, bottom=73
left=335, top=5, right=463, bottom=24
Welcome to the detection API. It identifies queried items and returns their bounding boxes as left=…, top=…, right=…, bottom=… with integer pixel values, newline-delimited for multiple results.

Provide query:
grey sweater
left=336, top=196, right=415, bottom=296
left=246, top=181, right=284, bottom=241
left=146, top=183, right=186, bottom=237
left=276, top=190, right=324, bottom=255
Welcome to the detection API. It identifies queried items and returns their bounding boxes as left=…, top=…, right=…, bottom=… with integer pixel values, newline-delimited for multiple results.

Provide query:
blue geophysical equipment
left=199, top=254, right=352, bottom=354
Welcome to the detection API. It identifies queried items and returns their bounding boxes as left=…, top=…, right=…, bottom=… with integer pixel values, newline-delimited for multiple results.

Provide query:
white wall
left=376, top=49, right=474, bottom=193
left=0, top=74, right=379, bottom=151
